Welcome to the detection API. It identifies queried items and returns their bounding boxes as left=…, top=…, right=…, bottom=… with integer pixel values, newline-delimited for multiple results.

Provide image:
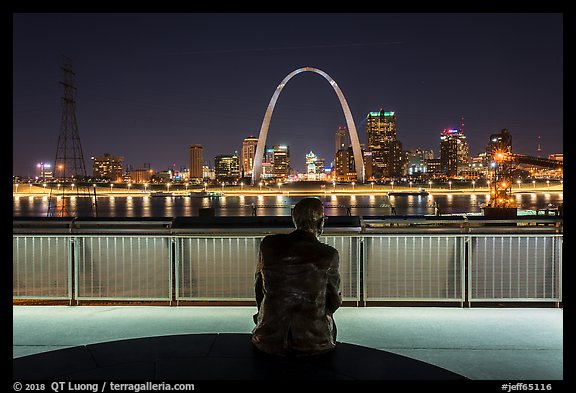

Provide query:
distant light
left=442, top=128, right=460, bottom=134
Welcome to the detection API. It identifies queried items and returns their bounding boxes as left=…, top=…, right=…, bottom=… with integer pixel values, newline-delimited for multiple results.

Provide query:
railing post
left=359, top=236, right=365, bottom=307
left=171, top=237, right=177, bottom=306
left=464, top=235, right=471, bottom=308
left=70, top=237, right=77, bottom=306
left=557, top=235, right=562, bottom=308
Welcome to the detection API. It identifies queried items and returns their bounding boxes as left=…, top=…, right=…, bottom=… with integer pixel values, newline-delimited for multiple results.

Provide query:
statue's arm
left=253, top=244, right=265, bottom=323
left=326, top=250, right=342, bottom=314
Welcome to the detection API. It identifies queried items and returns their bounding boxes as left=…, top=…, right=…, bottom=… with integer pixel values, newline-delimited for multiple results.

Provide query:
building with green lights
left=366, top=110, right=404, bottom=180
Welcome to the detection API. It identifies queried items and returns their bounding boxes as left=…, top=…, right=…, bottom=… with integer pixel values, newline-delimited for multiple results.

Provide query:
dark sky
left=13, top=13, right=563, bottom=177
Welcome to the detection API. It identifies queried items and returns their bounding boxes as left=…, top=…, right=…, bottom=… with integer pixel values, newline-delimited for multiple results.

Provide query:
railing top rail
left=13, top=215, right=562, bottom=235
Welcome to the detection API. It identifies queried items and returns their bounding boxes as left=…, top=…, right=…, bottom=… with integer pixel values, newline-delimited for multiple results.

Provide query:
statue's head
left=292, top=197, right=326, bottom=237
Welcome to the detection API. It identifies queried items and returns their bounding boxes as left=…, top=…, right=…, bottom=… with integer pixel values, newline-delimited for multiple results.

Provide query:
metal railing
left=468, top=234, right=562, bottom=302
left=13, top=216, right=562, bottom=306
left=363, top=235, right=464, bottom=302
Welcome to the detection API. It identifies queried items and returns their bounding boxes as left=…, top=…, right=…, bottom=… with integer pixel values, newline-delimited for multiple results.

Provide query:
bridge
left=510, top=154, right=563, bottom=169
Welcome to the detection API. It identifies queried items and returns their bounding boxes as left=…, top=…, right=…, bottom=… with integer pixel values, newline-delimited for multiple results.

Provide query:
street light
left=221, top=182, right=225, bottom=193
left=532, top=180, right=536, bottom=190
left=110, top=183, right=114, bottom=194
left=409, top=181, right=413, bottom=188
left=128, top=182, right=132, bottom=193
left=333, top=181, right=336, bottom=192
left=391, top=181, right=394, bottom=191
left=517, top=179, right=521, bottom=190
left=472, top=180, right=476, bottom=191
left=259, top=182, right=263, bottom=192
left=546, top=180, right=550, bottom=190
left=448, top=181, right=452, bottom=190
left=240, top=182, right=244, bottom=192
left=429, top=180, right=432, bottom=190
left=278, top=182, right=282, bottom=193
left=351, top=182, right=355, bottom=192
left=167, top=182, right=171, bottom=193
left=371, top=181, right=374, bottom=191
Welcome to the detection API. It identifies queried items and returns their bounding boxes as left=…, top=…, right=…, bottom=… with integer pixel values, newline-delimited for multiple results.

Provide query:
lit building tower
left=272, top=145, right=290, bottom=181
left=53, top=56, right=87, bottom=180
left=214, top=153, right=240, bottom=183
left=406, top=149, right=434, bottom=177
left=241, top=136, right=259, bottom=177
left=335, top=126, right=350, bottom=153
left=439, top=128, right=469, bottom=178
left=92, top=154, right=124, bottom=181
left=263, top=146, right=275, bottom=164
left=189, top=144, right=203, bottom=182
left=335, top=147, right=357, bottom=182
left=439, top=129, right=460, bottom=178
left=486, top=128, right=513, bottom=158
left=366, top=110, right=403, bottom=180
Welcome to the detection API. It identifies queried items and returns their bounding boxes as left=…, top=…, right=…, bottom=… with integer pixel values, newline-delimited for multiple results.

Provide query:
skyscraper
left=189, top=144, right=204, bottom=181
left=335, top=126, right=350, bottom=153
left=487, top=128, right=512, bottom=156
left=366, top=110, right=403, bottom=179
left=334, top=147, right=356, bottom=182
left=214, top=153, right=240, bottom=183
left=241, top=136, right=259, bottom=177
left=272, top=145, right=290, bottom=181
left=440, top=129, right=469, bottom=177
left=440, top=129, right=458, bottom=177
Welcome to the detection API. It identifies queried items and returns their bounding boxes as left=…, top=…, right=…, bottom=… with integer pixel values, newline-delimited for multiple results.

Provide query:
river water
left=13, top=192, right=563, bottom=218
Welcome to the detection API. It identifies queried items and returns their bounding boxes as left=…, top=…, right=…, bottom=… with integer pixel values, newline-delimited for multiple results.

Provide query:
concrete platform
left=13, top=306, right=563, bottom=380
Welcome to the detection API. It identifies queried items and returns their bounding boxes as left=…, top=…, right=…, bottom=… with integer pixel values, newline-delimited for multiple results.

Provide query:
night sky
left=12, top=13, right=563, bottom=177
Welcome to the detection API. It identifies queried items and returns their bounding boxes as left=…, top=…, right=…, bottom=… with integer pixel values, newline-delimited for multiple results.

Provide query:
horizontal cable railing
left=12, top=216, right=563, bottom=305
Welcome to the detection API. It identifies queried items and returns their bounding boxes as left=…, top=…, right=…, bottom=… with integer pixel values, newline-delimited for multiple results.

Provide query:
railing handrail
left=12, top=215, right=563, bottom=235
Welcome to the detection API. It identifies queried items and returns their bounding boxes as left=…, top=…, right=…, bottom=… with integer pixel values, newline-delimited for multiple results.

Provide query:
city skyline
left=13, top=13, right=563, bottom=177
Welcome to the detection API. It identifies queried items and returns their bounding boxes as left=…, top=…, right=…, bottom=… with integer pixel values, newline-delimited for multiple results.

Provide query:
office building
left=406, top=149, right=434, bottom=176
left=214, top=153, right=240, bottom=183
left=335, top=126, right=350, bottom=153
left=272, top=145, right=290, bottom=181
left=366, top=110, right=404, bottom=179
left=189, top=144, right=204, bottom=181
left=440, top=129, right=469, bottom=178
left=486, top=128, right=513, bottom=157
left=92, top=153, right=123, bottom=181
left=241, top=136, right=259, bottom=177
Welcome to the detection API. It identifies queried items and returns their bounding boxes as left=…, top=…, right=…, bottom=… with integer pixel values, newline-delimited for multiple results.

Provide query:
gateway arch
left=251, top=67, right=365, bottom=185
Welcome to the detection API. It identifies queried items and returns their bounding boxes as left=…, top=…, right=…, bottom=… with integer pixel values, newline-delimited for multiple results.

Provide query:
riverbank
left=13, top=183, right=563, bottom=197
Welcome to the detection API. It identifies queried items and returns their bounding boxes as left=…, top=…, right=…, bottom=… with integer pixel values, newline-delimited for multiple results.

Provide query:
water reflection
left=12, top=192, right=564, bottom=218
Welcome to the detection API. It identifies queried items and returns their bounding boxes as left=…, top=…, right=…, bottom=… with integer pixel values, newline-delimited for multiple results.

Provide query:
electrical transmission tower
left=48, top=56, right=97, bottom=217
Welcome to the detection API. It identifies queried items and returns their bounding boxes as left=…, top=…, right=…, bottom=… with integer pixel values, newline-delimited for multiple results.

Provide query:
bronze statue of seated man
left=251, top=197, right=342, bottom=356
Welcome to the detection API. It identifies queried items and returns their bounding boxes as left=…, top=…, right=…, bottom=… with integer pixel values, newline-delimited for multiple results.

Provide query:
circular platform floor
left=13, top=333, right=468, bottom=380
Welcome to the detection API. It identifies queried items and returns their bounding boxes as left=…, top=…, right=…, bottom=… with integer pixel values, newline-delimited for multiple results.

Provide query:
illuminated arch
left=251, top=67, right=365, bottom=185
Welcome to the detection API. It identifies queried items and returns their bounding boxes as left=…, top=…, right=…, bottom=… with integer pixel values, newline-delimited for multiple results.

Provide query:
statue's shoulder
left=261, top=233, right=290, bottom=246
